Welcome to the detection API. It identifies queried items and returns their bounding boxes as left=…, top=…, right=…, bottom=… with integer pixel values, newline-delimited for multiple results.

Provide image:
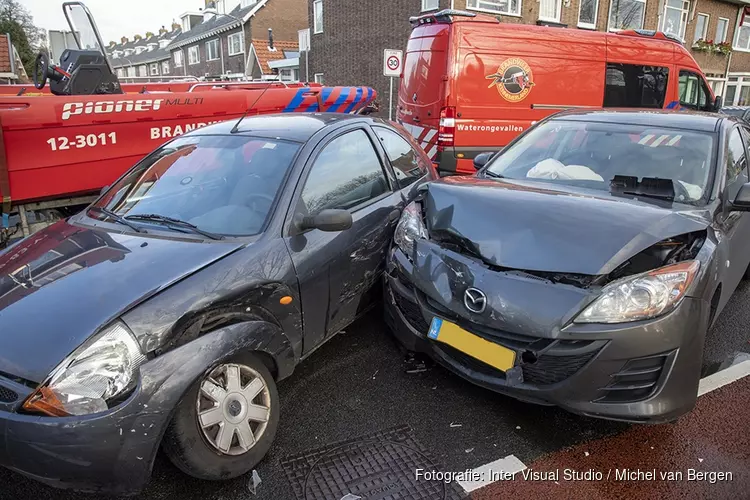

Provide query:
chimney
left=268, top=28, right=274, bottom=51
left=146, top=31, right=155, bottom=39
left=159, top=26, right=168, bottom=35
left=171, top=22, right=181, bottom=31
left=109, top=40, right=116, bottom=47
left=203, top=0, right=217, bottom=21
left=121, top=36, right=129, bottom=44
left=134, top=34, right=142, bottom=41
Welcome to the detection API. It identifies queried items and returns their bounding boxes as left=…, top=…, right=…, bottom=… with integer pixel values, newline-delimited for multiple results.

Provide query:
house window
left=117, top=68, right=125, bottom=77
left=735, top=14, right=750, bottom=51
left=162, top=60, right=170, bottom=74
left=314, top=73, right=324, bottom=84
left=182, top=18, right=190, bottom=32
left=693, top=14, right=709, bottom=44
left=539, top=0, right=561, bottom=22
left=313, top=0, right=323, bottom=33
left=578, top=0, right=599, bottom=28
left=422, top=0, right=439, bottom=11
left=138, top=65, right=147, bottom=77
left=716, top=18, right=729, bottom=44
left=188, top=45, right=200, bottom=65
left=228, top=33, right=244, bottom=56
left=240, top=0, right=257, bottom=7
left=206, top=39, right=219, bottom=61
left=174, top=50, right=183, bottom=67
left=660, top=0, right=689, bottom=40
left=279, top=68, right=297, bottom=81
left=150, top=63, right=159, bottom=75
left=466, top=0, right=521, bottom=16
left=127, top=66, right=136, bottom=77
left=608, top=0, right=646, bottom=31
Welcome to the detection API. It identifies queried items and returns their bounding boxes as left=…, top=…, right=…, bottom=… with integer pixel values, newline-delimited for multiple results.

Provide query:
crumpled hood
left=423, top=177, right=711, bottom=276
left=0, top=221, right=243, bottom=383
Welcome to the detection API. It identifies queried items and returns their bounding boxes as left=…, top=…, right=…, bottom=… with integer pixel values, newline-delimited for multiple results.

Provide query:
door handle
left=389, top=209, right=401, bottom=222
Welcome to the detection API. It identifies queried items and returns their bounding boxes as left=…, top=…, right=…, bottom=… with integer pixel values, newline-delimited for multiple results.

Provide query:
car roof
left=551, top=109, right=726, bottom=133
left=186, top=113, right=386, bottom=142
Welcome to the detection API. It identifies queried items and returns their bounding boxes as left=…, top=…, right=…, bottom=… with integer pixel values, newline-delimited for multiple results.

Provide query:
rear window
left=604, top=63, right=669, bottom=108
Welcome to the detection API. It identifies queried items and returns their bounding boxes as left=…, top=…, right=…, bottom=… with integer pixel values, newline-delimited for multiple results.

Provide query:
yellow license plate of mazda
left=428, top=317, right=516, bottom=372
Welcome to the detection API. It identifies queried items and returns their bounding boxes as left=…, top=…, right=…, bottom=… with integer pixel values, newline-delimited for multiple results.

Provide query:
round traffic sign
left=387, top=55, right=400, bottom=71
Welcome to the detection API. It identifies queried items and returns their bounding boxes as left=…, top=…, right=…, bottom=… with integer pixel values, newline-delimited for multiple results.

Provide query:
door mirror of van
left=296, top=209, right=353, bottom=232
left=473, top=152, right=495, bottom=170
left=731, top=183, right=750, bottom=211
left=713, top=96, right=722, bottom=112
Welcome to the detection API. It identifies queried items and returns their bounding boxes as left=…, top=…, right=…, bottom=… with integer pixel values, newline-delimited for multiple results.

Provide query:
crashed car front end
left=384, top=178, right=716, bottom=423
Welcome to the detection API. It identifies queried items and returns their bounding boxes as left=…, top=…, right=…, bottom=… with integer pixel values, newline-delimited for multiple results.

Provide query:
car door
left=715, top=125, right=750, bottom=312
left=678, top=70, right=714, bottom=111
left=284, top=126, right=403, bottom=354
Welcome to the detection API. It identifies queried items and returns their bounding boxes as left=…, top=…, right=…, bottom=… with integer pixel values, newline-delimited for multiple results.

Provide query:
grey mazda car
left=385, top=110, right=750, bottom=423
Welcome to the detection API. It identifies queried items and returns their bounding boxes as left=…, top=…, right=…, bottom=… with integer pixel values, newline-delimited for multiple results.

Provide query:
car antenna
left=230, top=80, right=279, bottom=134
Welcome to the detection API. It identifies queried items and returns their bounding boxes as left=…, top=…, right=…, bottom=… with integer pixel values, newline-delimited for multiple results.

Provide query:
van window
left=603, top=63, right=669, bottom=108
left=679, top=70, right=712, bottom=111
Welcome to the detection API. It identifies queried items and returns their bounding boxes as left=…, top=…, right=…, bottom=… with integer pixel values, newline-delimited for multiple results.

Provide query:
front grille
left=0, top=384, right=18, bottom=403
left=522, top=350, right=598, bottom=385
left=596, top=353, right=669, bottom=403
left=393, top=291, right=430, bottom=333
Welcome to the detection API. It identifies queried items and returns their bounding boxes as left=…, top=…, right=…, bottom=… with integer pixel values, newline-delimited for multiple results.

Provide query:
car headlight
left=394, top=201, right=427, bottom=258
left=23, top=321, right=146, bottom=416
left=574, top=260, right=700, bottom=324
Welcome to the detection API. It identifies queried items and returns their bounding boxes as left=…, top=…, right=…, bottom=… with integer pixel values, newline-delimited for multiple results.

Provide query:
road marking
left=698, top=359, right=750, bottom=396
left=458, top=360, right=750, bottom=495
left=457, top=454, right=527, bottom=493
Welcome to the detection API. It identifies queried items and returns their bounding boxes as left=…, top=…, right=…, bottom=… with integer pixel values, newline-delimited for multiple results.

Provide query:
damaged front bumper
left=384, top=242, right=710, bottom=423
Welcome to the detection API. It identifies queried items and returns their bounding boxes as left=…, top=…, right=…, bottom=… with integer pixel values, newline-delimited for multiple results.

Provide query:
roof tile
left=253, top=39, right=298, bottom=74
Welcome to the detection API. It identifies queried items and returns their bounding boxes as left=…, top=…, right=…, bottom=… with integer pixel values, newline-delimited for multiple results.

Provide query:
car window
left=299, top=129, right=389, bottom=216
left=726, top=127, right=750, bottom=200
left=603, top=64, right=669, bottom=108
left=484, top=120, right=715, bottom=205
left=95, top=135, right=300, bottom=236
left=679, top=70, right=711, bottom=111
left=373, top=126, right=426, bottom=188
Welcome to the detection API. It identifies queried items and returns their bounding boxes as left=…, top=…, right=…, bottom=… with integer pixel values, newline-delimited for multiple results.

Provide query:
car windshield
left=484, top=119, right=715, bottom=204
left=93, top=135, right=300, bottom=236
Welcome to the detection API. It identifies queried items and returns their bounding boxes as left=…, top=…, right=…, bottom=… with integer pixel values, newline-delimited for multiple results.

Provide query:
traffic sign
left=383, top=49, right=403, bottom=77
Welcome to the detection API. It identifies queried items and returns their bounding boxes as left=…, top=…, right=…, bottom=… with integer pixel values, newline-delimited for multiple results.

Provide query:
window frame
left=372, top=125, right=429, bottom=188
left=287, top=127, right=394, bottom=235
left=734, top=12, right=750, bottom=52
left=188, top=45, right=200, bottom=65
left=138, top=65, right=147, bottom=77
left=314, top=73, right=324, bottom=84
left=174, top=50, right=183, bottom=67
left=205, top=39, right=219, bottom=61
left=539, top=0, right=562, bottom=22
left=725, top=125, right=750, bottom=200
left=716, top=17, right=729, bottom=44
left=313, top=0, right=323, bottom=34
left=421, top=0, right=439, bottom=11
left=607, top=0, right=647, bottom=32
left=127, top=66, right=136, bottom=77
left=693, top=13, right=709, bottom=45
left=228, top=32, right=244, bottom=56
left=149, top=63, right=159, bottom=76
left=678, top=69, right=712, bottom=111
left=577, top=0, right=599, bottom=29
left=466, top=0, right=522, bottom=17
left=161, top=60, right=170, bottom=75
left=660, top=0, right=690, bottom=41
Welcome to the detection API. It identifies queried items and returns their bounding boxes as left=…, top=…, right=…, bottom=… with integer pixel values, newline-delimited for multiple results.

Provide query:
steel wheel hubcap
left=196, top=363, right=271, bottom=456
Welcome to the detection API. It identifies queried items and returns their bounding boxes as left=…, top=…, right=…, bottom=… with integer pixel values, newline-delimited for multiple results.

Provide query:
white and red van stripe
left=398, top=121, right=439, bottom=159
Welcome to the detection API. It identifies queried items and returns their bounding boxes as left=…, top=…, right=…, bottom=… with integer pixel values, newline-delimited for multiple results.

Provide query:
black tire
left=162, top=352, right=279, bottom=481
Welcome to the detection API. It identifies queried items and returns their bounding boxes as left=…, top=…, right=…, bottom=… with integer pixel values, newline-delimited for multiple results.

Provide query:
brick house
left=0, top=33, right=24, bottom=83
left=107, top=26, right=182, bottom=81
left=167, top=0, right=307, bottom=79
left=300, top=0, right=750, bottom=116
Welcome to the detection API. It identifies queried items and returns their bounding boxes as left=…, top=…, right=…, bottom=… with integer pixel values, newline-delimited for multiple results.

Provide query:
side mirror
left=296, top=209, right=353, bottom=232
left=731, top=182, right=750, bottom=211
left=473, top=152, right=494, bottom=170
left=713, top=96, right=722, bottom=112
left=100, top=185, right=109, bottom=195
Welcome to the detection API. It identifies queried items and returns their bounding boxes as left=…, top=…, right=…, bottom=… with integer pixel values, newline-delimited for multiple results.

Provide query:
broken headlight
left=574, top=260, right=700, bottom=324
left=394, top=201, right=427, bottom=259
left=23, top=321, right=146, bottom=416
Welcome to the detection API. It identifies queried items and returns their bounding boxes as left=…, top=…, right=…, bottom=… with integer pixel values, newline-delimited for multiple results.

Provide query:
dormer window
left=182, top=17, right=191, bottom=32
left=241, top=0, right=257, bottom=7
left=159, top=39, right=170, bottom=49
left=124, top=48, right=134, bottom=56
left=148, top=43, right=158, bottom=51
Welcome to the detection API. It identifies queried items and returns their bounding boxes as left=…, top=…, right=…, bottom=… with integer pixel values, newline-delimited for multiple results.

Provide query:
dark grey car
left=385, top=110, right=750, bottom=423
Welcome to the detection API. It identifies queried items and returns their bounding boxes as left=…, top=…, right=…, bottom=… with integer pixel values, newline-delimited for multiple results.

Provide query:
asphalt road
left=2, top=281, right=749, bottom=500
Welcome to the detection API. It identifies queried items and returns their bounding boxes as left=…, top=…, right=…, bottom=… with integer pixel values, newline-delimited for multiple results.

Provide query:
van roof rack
left=409, top=9, right=493, bottom=28
left=617, top=29, right=684, bottom=45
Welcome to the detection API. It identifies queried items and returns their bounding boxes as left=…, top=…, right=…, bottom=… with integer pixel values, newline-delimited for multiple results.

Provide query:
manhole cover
left=281, top=425, right=465, bottom=500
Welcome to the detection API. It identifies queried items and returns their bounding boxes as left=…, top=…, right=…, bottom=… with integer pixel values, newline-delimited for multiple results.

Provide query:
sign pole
left=389, top=76, right=393, bottom=121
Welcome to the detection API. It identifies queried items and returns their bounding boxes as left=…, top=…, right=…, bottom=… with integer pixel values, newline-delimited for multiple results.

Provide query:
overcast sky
left=25, top=0, right=209, bottom=44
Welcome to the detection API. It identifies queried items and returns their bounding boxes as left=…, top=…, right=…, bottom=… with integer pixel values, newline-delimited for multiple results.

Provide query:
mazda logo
left=464, top=287, right=487, bottom=314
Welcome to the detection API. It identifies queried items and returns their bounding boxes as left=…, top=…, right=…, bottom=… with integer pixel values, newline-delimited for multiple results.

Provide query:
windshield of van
left=483, top=120, right=715, bottom=205
left=93, top=135, right=299, bottom=236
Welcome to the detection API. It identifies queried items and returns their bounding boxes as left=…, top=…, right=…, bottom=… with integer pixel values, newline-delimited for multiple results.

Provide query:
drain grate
left=281, top=425, right=466, bottom=500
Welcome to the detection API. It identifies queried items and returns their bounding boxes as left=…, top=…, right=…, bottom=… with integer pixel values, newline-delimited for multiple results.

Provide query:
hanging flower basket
left=693, top=38, right=714, bottom=51
left=715, top=41, right=732, bottom=55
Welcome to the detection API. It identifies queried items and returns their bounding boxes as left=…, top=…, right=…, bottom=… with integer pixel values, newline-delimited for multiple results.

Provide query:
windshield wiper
left=483, top=170, right=505, bottom=179
left=124, top=214, right=225, bottom=240
left=88, top=206, right=147, bottom=233
left=622, top=191, right=674, bottom=201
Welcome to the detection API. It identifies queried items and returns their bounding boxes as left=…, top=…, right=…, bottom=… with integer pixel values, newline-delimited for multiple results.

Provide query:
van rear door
left=397, top=23, right=450, bottom=160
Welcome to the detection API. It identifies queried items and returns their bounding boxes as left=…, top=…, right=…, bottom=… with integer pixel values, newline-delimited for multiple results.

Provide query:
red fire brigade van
left=398, top=9, right=719, bottom=176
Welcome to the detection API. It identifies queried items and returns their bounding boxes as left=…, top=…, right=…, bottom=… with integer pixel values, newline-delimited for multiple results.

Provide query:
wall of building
left=252, top=0, right=308, bottom=41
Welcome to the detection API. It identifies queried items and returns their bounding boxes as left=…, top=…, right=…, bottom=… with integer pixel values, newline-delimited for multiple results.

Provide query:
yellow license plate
left=428, top=317, right=516, bottom=372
